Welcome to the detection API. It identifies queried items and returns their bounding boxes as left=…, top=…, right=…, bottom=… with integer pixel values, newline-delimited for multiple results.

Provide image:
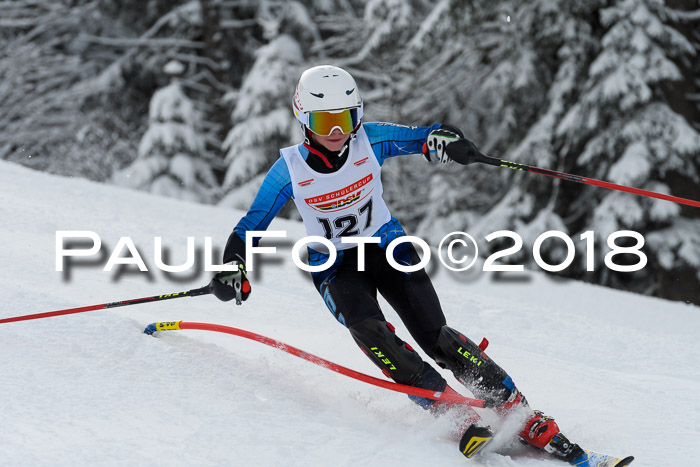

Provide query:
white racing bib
left=281, top=126, right=391, bottom=252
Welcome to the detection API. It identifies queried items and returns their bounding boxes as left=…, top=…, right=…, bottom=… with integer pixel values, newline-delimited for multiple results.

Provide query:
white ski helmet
left=293, top=65, right=363, bottom=136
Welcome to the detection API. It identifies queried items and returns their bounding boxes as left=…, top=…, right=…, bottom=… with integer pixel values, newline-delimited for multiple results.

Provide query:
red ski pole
left=0, top=284, right=212, bottom=325
left=445, top=139, right=700, bottom=208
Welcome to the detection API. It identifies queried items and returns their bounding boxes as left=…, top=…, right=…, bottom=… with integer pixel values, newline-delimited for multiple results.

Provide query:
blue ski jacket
left=233, top=122, right=441, bottom=248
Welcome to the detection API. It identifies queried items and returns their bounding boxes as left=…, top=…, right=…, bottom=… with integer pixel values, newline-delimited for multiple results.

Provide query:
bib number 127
left=317, top=199, right=373, bottom=239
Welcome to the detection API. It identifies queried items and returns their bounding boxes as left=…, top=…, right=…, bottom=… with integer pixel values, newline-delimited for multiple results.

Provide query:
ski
left=569, top=449, right=634, bottom=467
left=546, top=432, right=635, bottom=466
left=458, top=424, right=494, bottom=458
left=458, top=424, right=634, bottom=466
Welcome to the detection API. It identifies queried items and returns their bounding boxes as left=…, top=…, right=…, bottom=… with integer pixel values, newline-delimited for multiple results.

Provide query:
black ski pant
left=314, top=243, right=446, bottom=356
left=312, top=243, right=525, bottom=411
left=312, top=243, right=448, bottom=403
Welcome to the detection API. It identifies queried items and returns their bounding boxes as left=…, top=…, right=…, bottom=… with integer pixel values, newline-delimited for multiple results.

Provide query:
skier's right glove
left=211, top=261, right=251, bottom=305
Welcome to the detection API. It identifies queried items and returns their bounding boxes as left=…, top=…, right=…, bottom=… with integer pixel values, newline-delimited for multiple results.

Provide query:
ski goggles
left=305, top=108, right=361, bottom=136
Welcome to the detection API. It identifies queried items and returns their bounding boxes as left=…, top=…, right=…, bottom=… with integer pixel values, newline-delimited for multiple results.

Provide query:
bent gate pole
left=145, top=320, right=486, bottom=408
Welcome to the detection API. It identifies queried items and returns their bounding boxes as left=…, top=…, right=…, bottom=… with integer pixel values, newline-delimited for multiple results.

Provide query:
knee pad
left=432, top=325, right=524, bottom=409
left=349, top=318, right=438, bottom=388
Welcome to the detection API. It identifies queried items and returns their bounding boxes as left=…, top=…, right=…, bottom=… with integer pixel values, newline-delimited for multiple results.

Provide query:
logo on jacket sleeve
left=304, top=174, right=374, bottom=212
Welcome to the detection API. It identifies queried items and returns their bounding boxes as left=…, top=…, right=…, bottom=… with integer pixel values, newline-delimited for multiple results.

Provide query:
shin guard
left=349, top=318, right=446, bottom=408
left=432, top=325, right=526, bottom=412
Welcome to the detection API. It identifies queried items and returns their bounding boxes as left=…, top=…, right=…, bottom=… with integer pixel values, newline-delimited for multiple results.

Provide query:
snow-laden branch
left=170, top=52, right=223, bottom=70
left=78, top=34, right=206, bottom=49
left=219, top=19, right=258, bottom=29
left=664, top=7, right=700, bottom=22
left=0, top=18, right=42, bottom=28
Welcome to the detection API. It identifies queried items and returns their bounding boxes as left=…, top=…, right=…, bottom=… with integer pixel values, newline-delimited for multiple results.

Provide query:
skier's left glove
left=423, top=124, right=465, bottom=164
left=211, top=261, right=251, bottom=305
left=423, top=126, right=479, bottom=166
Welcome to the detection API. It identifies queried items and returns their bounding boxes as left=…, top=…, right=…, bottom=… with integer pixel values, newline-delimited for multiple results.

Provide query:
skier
left=211, top=65, right=582, bottom=461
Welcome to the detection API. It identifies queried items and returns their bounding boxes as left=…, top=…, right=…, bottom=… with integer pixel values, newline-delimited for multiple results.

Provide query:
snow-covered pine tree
left=0, top=0, right=221, bottom=181
left=0, top=1, right=108, bottom=176
left=461, top=1, right=603, bottom=264
left=218, top=35, right=303, bottom=210
left=412, top=0, right=595, bottom=253
left=554, top=0, right=700, bottom=302
left=113, top=66, right=217, bottom=203
left=406, top=0, right=511, bottom=238
left=219, top=0, right=324, bottom=210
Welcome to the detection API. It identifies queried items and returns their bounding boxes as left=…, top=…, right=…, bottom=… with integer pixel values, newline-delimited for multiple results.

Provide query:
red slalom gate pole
left=0, top=284, right=212, bottom=325
left=144, top=320, right=485, bottom=408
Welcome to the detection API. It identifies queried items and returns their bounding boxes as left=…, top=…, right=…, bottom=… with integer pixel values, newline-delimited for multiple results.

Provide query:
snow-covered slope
left=1, top=160, right=697, bottom=467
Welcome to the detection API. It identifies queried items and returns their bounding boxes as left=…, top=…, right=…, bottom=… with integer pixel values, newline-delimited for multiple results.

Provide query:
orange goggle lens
left=307, top=108, right=360, bottom=136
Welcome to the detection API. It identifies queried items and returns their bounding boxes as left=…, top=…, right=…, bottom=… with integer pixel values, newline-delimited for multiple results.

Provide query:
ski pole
left=445, top=139, right=700, bottom=208
left=0, top=283, right=212, bottom=325
left=144, top=320, right=486, bottom=407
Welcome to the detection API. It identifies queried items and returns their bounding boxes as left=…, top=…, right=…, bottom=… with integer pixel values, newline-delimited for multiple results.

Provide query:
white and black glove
left=211, top=261, right=251, bottom=305
left=423, top=125, right=481, bottom=166
left=423, top=128, right=462, bottom=164
left=424, top=124, right=466, bottom=164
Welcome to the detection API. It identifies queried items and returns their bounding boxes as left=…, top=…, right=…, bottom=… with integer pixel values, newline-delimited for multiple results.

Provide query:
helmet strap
left=301, top=123, right=311, bottom=146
